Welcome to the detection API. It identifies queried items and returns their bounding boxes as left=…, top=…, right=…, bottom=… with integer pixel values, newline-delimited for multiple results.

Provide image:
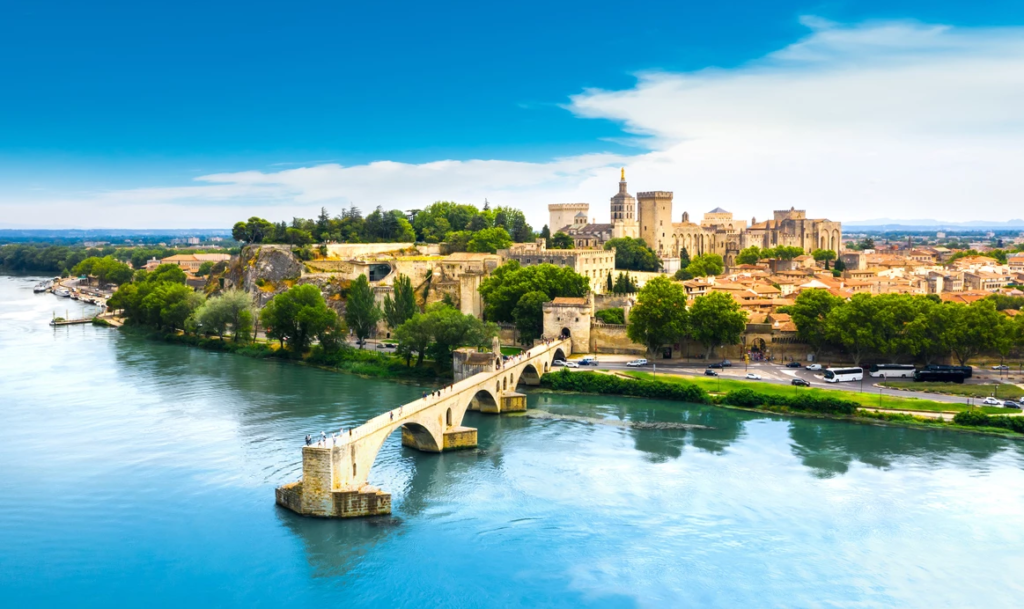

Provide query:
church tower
left=610, top=168, right=639, bottom=239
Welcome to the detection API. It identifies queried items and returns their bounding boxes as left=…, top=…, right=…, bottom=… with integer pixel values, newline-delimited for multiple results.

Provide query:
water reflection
left=788, top=418, right=1011, bottom=478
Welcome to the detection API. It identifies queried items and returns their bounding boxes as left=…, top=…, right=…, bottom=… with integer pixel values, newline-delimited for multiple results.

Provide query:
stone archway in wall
left=560, top=327, right=571, bottom=339
left=552, top=347, right=567, bottom=363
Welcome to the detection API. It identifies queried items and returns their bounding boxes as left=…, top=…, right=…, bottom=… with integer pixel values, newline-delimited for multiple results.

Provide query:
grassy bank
left=541, top=370, right=1023, bottom=438
left=123, top=327, right=448, bottom=383
left=881, top=380, right=1024, bottom=401
left=622, top=371, right=1010, bottom=415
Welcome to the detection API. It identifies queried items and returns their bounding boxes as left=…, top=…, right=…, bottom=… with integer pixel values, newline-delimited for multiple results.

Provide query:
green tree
left=824, top=294, right=877, bottom=365
left=382, top=274, right=417, bottom=330
left=72, top=256, right=134, bottom=285
left=467, top=226, right=513, bottom=253
left=833, top=257, right=847, bottom=272
left=604, top=237, right=660, bottom=271
left=811, top=249, right=837, bottom=269
left=444, top=230, right=474, bottom=252
left=540, top=224, right=551, bottom=245
left=783, top=289, right=843, bottom=359
left=626, top=277, right=689, bottom=354
left=678, top=247, right=691, bottom=269
left=762, top=245, right=804, bottom=260
left=344, top=274, right=382, bottom=346
left=194, top=289, right=255, bottom=341
left=673, top=269, right=693, bottom=281
left=549, top=232, right=574, bottom=249
left=478, top=261, right=589, bottom=324
left=688, top=291, right=747, bottom=360
left=686, top=253, right=724, bottom=277
left=232, top=217, right=275, bottom=244
left=735, top=246, right=763, bottom=266
left=424, top=303, right=498, bottom=371
left=394, top=311, right=434, bottom=366
left=196, top=261, right=215, bottom=276
left=943, top=300, right=1011, bottom=366
left=493, top=206, right=533, bottom=242
left=147, top=263, right=187, bottom=284
left=260, top=284, right=340, bottom=354
left=512, top=291, right=551, bottom=344
left=595, top=307, right=625, bottom=325
left=141, top=283, right=205, bottom=332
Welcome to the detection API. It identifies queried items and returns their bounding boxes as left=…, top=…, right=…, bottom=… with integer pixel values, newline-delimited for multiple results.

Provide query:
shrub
left=722, top=387, right=858, bottom=415
left=953, top=410, right=1024, bottom=433
left=540, top=370, right=710, bottom=404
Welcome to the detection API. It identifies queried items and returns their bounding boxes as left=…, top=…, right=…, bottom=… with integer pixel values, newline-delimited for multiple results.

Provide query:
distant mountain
left=844, top=218, right=1024, bottom=230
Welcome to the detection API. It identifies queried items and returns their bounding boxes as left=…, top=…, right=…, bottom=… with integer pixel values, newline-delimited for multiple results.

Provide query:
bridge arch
left=401, top=421, right=442, bottom=452
left=553, top=347, right=567, bottom=362
left=518, top=363, right=542, bottom=387
left=469, top=388, right=499, bottom=413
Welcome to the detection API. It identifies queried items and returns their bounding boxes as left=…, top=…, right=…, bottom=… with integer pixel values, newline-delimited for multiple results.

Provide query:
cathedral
left=549, top=170, right=842, bottom=267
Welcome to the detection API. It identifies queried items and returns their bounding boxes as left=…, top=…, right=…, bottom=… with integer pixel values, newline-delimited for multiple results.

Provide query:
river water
left=2, top=273, right=1024, bottom=607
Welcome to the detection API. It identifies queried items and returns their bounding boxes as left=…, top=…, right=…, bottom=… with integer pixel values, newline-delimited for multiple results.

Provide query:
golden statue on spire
left=620, top=167, right=625, bottom=181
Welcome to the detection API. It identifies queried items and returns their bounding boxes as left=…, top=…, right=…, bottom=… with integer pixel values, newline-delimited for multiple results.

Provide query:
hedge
left=722, top=388, right=859, bottom=416
left=952, top=410, right=1024, bottom=434
left=540, top=370, right=710, bottom=404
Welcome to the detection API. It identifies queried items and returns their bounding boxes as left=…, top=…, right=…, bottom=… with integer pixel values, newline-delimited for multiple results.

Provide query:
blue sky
left=2, top=0, right=1023, bottom=228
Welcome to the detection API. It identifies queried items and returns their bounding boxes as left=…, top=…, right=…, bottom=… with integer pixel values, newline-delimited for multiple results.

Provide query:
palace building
left=548, top=170, right=841, bottom=266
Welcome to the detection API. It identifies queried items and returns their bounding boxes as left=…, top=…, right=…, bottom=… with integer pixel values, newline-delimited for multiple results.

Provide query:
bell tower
left=610, top=168, right=638, bottom=239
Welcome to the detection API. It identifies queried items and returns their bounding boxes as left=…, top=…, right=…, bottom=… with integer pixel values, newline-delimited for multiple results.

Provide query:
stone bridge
left=276, top=338, right=571, bottom=518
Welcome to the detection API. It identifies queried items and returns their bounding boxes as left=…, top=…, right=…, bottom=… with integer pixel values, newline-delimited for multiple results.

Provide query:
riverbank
left=538, top=370, right=1024, bottom=440
left=119, top=326, right=450, bottom=383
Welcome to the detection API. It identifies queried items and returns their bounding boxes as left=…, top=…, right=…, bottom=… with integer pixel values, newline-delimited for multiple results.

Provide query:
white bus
left=824, top=367, right=864, bottom=383
left=869, top=364, right=916, bottom=379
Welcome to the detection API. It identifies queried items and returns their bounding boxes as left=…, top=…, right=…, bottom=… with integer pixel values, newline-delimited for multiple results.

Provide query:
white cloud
left=3, top=17, right=1023, bottom=229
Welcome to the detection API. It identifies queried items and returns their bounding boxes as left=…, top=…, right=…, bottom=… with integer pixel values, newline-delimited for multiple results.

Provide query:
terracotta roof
left=939, top=292, right=990, bottom=304
left=550, top=297, right=587, bottom=306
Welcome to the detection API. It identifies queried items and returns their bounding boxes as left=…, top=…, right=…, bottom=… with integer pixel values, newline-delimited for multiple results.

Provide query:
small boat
left=33, top=283, right=50, bottom=293
left=53, top=287, right=71, bottom=298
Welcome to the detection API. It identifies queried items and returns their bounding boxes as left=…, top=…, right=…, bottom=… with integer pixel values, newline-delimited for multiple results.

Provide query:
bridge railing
left=335, top=339, right=569, bottom=445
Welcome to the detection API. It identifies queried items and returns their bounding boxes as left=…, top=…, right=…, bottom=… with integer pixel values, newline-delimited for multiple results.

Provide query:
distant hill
left=844, top=218, right=1024, bottom=230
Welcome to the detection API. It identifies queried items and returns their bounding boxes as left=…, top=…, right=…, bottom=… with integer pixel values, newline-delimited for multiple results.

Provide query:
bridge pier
left=275, top=338, right=571, bottom=519
left=275, top=446, right=392, bottom=518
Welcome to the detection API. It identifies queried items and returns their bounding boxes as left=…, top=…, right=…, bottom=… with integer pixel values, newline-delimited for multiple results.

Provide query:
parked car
left=707, top=362, right=724, bottom=369
left=552, top=360, right=566, bottom=367
left=982, top=396, right=1002, bottom=406
left=746, top=373, right=762, bottom=380
left=704, top=369, right=719, bottom=377
left=791, top=378, right=811, bottom=387
left=383, top=343, right=397, bottom=349
left=992, top=365, right=1010, bottom=370
left=785, top=362, right=802, bottom=368
left=721, top=360, right=733, bottom=367
left=564, top=361, right=580, bottom=368
left=579, top=356, right=597, bottom=366
left=376, top=343, right=386, bottom=349
left=1003, top=401, right=1022, bottom=409
left=806, top=364, right=823, bottom=371
left=626, top=359, right=648, bottom=367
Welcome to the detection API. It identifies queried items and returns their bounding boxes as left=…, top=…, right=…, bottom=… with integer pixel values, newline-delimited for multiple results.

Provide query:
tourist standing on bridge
left=305, top=434, right=311, bottom=446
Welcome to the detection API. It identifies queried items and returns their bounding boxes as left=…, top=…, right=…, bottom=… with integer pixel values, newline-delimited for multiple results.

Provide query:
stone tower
left=548, top=203, right=589, bottom=233
left=610, top=168, right=639, bottom=239
left=637, top=191, right=674, bottom=255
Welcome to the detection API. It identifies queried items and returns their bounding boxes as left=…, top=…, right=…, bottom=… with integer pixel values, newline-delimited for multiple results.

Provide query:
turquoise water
left=2, top=274, right=1024, bottom=607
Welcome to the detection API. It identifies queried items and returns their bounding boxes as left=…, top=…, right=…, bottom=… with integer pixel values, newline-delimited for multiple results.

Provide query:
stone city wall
left=589, top=323, right=647, bottom=355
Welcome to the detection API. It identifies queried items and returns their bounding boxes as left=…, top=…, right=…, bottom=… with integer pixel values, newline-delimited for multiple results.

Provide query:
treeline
left=231, top=200, right=537, bottom=249
left=0, top=243, right=233, bottom=274
left=784, top=291, right=1024, bottom=366
left=110, top=263, right=496, bottom=375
